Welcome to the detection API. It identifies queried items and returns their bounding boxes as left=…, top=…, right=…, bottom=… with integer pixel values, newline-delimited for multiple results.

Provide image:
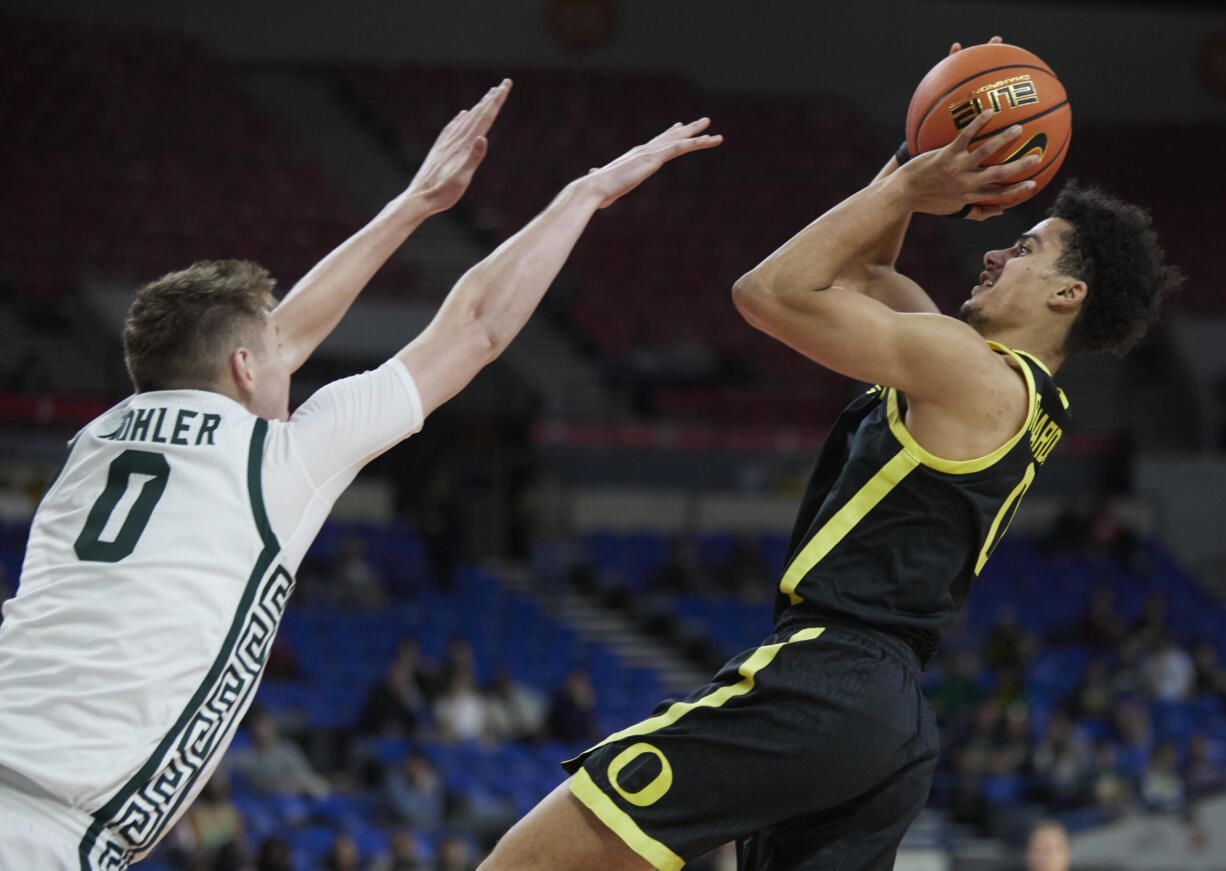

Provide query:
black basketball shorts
left=562, top=622, right=940, bottom=871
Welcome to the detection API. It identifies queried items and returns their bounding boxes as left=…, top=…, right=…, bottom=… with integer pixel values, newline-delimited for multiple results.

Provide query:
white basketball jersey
left=0, top=360, right=422, bottom=867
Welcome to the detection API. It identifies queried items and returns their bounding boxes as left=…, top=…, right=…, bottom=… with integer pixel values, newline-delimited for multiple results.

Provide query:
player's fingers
left=457, top=80, right=510, bottom=139
left=983, top=153, right=1042, bottom=183
left=973, top=179, right=1035, bottom=202
left=953, top=108, right=995, bottom=150
left=988, top=35, right=1004, bottom=44
left=949, top=41, right=962, bottom=55
left=966, top=204, right=1005, bottom=222
left=657, top=118, right=710, bottom=143
left=973, top=123, right=1028, bottom=164
left=647, top=121, right=689, bottom=145
left=657, top=134, right=723, bottom=162
left=458, top=87, right=499, bottom=134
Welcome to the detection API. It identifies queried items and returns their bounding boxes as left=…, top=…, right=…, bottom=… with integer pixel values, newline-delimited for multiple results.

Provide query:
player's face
left=1025, top=827, right=1070, bottom=871
left=960, top=217, right=1075, bottom=332
left=248, top=314, right=291, bottom=421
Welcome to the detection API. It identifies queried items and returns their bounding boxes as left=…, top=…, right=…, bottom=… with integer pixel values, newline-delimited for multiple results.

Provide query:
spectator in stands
left=359, top=644, right=430, bottom=737
left=1184, top=733, right=1226, bottom=798
left=717, top=534, right=770, bottom=599
left=1130, top=590, right=1169, bottom=651
left=385, top=754, right=446, bottom=833
left=227, top=708, right=330, bottom=799
left=1192, top=640, right=1226, bottom=702
left=1114, top=699, right=1154, bottom=757
left=649, top=537, right=710, bottom=595
left=984, top=607, right=1036, bottom=674
left=1144, top=634, right=1196, bottom=701
left=1140, top=740, right=1186, bottom=812
left=369, top=827, right=427, bottom=871
left=324, top=832, right=364, bottom=871
left=927, top=648, right=986, bottom=722
left=1111, top=636, right=1149, bottom=699
left=254, top=836, right=293, bottom=871
left=1078, top=585, right=1128, bottom=650
left=485, top=670, right=546, bottom=742
left=1064, top=658, right=1116, bottom=721
left=1087, top=739, right=1137, bottom=817
left=990, top=701, right=1033, bottom=780
left=434, top=834, right=475, bottom=871
left=435, top=636, right=478, bottom=698
left=333, top=534, right=388, bottom=610
left=545, top=668, right=599, bottom=743
left=182, top=773, right=246, bottom=864
left=1024, top=820, right=1071, bottom=871
left=1032, top=710, right=1091, bottom=809
left=434, top=669, right=490, bottom=743
left=949, top=698, right=1005, bottom=825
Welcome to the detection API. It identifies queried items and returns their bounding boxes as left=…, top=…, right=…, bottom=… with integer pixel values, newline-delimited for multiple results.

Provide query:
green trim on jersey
left=78, top=418, right=280, bottom=870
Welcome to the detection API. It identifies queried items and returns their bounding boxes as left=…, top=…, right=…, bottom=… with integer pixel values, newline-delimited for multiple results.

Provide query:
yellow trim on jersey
left=570, top=768, right=685, bottom=871
left=585, top=626, right=826, bottom=751
left=975, top=461, right=1036, bottom=574
left=568, top=627, right=827, bottom=867
left=779, top=451, right=919, bottom=604
left=884, top=342, right=1037, bottom=475
left=1010, top=348, right=1052, bottom=376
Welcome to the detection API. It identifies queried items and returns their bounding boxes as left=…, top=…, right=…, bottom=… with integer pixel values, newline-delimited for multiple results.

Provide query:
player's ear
left=1051, top=279, right=1086, bottom=314
left=228, top=347, right=258, bottom=395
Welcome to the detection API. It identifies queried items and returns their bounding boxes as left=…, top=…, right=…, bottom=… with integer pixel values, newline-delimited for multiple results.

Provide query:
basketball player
left=0, top=79, right=721, bottom=868
left=480, top=61, right=1180, bottom=871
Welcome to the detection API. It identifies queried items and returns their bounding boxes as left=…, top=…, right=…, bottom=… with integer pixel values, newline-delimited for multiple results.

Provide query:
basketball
left=905, top=43, right=1071, bottom=207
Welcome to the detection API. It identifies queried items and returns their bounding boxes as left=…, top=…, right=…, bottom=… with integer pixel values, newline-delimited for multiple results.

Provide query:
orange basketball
left=905, top=43, right=1072, bottom=207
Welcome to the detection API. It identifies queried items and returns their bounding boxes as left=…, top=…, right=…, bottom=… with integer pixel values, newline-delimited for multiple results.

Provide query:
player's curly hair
left=1047, top=181, right=1182, bottom=357
left=123, top=260, right=277, bottom=392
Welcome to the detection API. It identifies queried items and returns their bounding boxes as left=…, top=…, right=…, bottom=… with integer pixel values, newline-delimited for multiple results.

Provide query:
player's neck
left=982, top=326, right=1066, bottom=375
left=209, top=375, right=257, bottom=414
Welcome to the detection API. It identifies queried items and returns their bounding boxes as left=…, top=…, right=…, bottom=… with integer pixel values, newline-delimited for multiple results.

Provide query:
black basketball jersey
left=777, top=342, right=1069, bottom=664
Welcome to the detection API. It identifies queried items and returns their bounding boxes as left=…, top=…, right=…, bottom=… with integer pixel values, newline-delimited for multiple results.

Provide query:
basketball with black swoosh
left=904, top=43, right=1072, bottom=208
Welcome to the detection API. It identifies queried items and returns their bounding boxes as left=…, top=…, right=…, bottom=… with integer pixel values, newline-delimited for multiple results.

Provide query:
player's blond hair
left=123, top=260, right=277, bottom=392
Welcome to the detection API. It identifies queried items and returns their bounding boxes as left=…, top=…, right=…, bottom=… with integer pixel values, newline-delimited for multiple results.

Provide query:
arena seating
left=338, top=63, right=941, bottom=427
left=5, top=512, right=1226, bottom=866
left=0, top=16, right=414, bottom=318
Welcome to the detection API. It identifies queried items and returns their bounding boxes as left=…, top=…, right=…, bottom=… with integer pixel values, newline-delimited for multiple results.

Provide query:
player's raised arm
left=398, top=119, right=721, bottom=418
left=835, top=36, right=1005, bottom=315
left=732, top=110, right=1036, bottom=403
left=271, top=80, right=512, bottom=373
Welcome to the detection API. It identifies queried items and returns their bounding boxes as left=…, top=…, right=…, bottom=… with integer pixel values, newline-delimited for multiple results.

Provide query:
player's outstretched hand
left=899, top=109, right=1040, bottom=218
left=578, top=118, right=722, bottom=209
left=407, top=79, right=512, bottom=215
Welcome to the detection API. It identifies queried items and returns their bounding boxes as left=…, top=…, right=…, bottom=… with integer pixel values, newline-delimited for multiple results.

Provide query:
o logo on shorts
left=607, top=742, right=673, bottom=807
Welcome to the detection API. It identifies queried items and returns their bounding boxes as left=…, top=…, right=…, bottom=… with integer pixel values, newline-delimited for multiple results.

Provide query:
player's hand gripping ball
left=905, top=43, right=1071, bottom=207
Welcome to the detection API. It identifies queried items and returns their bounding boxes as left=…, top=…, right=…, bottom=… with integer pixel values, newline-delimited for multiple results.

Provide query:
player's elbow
left=732, top=272, right=776, bottom=331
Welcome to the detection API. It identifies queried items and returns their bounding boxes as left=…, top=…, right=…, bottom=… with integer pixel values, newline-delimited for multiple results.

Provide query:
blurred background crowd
left=2, top=1, right=1225, bottom=868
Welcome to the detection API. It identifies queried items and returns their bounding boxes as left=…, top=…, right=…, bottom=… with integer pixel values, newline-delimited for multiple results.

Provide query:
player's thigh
left=738, top=725, right=939, bottom=871
left=479, top=777, right=652, bottom=871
